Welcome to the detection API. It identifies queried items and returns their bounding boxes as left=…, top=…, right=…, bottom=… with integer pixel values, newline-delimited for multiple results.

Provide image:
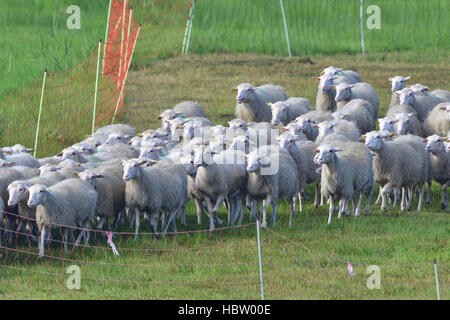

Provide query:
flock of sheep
left=0, top=66, right=449, bottom=258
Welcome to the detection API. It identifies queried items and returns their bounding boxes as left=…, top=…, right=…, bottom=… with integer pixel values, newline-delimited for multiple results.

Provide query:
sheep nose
left=8, top=200, right=14, bottom=207
left=27, top=201, right=34, bottom=207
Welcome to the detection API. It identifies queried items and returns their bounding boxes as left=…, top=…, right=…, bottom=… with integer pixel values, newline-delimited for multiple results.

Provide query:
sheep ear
left=439, top=106, right=446, bottom=110
left=408, top=113, right=415, bottom=117
left=137, top=133, right=143, bottom=137
left=7, top=161, right=15, bottom=167
left=331, top=147, right=342, bottom=152
left=26, top=148, right=33, bottom=153
left=57, top=152, right=63, bottom=157
left=283, top=103, right=291, bottom=109
left=95, top=174, right=104, bottom=179
left=405, top=76, right=411, bottom=80
left=390, top=119, right=399, bottom=124
left=319, top=71, right=324, bottom=76
left=443, top=137, right=449, bottom=142
left=348, top=84, right=355, bottom=88
left=360, top=135, right=366, bottom=140
left=387, top=77, right=392, bottom=81
left=314, top=149, right=320, bottom=154
left=232, top=87, right=238, bottom=92
left=423, top=139, right=428, bottom=143
left=329, top=85, right=336, bottom=89
left=139, top=160, right=148, bottom=165
left=74, top=172, right=79, bottom=177
left=279, top=127, right=286, bottom=133
left=389, top=132, right=395, bottom=137
left=267, top=102, right=273, bottom=107
left=312, top=76, right=320, bottom=81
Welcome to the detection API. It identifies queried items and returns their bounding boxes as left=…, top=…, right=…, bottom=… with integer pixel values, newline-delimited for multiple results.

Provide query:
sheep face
left=0, top=159, right=14, bottom=168
left=246, top=153, right=265, bottom=173
left=228, top=119, right=248, bottom=131
left=179, top=154, right=197, bottom=175
left=332, top=112, right=351, bottom=121
left=139, top=146, right=161, bottom=161
left=11, top=144, right=32, bottom=154
left=193, top=147, right=214, bottom=167
left=389, top=76, right=410, bottom=92
left=313, top=145, right=341, bottom=165
left=363, top=132, right=384, bottom=151
left=39, top=164, right=58, bottom=176
left=78, top=170, right=103, bottom=187
left=122, top=159, right=146, bottom=181
left=209, top=135, right=227, bottom=153
left=409, top=83, right=430, bottom=95
left=378, top=117, right=398, bottom=133
left=158, top=109, right=179, bottom=122
left=229, top=135, right=249, bottom=152
left=105, top=132, right=131, bottom=145
left=75, top=143, right=96, bottom=155
left=57, top=159, right=80, bottom=169
left=316, top=74, right=335, bottom=94
left=60, top=147, right=79, bottom=161
left=284, top=123, right=302, bottom=136
left=317, top=121, right=337, bottom=137
left=27, top=184, right=49, bottom=208
left=295, top=117, right=314, bottom=135
left=277, top=133, right=299, bottom=152
left=394, top=113, right=415, bottom=135
left=396, top=88, right=415, bottom=106
left=7, top=182, right=29, bottom=207
left=210, top=125, right=226, bottom=137
left=424, top=135, right=446, bottom=154
left=235, top=83, right=255, bottom=104
left=270, top=102, right=289, bottom=126
left=334, top=83, right=353, bottom=102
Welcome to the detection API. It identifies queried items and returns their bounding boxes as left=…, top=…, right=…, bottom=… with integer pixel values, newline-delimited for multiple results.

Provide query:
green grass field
left=0, top=0, right=448, bottom=300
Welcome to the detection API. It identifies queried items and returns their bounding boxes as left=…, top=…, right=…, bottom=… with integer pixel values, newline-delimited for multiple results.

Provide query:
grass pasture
left=0, top=0, right=449, bottom=300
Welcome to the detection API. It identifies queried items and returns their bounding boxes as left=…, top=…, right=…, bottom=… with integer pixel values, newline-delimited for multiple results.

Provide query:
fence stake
left=279, top=0, right=292, bottom=58
left=434, top=259, right=440, bottom=300
left=124, top=7, right=133, bottom=77
left=118, top=0, right=128, bottom=87
left=102, top=0, right=112, bottom=74
left=92, top=40, right=102, bottom=135
left=33, top=69, right=47, bottom=158
left=256, top=219, right=265, bottom=300
left=360, top=0, right=365, bottom=53
left=184, top=0, right=196, bottom=54
left=181, top=0, right=194, bottom=54
left=112, top=24, right=141, bottom=124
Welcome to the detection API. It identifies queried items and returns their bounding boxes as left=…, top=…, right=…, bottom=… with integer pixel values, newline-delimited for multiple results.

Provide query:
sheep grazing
left=314, top=142, right=373, bottom=224
left=388, top=76, right=411, bottom=107
left=423, top=103, right=450, bottom=137
left=334, top=82, right=379, bottom=120
left=193, top=147, right=247, bottom=229
left=269, top=97, right=313, bottom=126
left=424, top=135, right=450, bottom=210
left=77, top=169, right=126, bottom=231
left=277, top=133, right=320, bottom=210
left=233, top=83, right=287, bottom=123
left=396, top=88, right=443, bottom=122
left=315, top=120, right=361, bottom=144
left=393, top=112, right=423, bottom=136
left=122, top=159, right=186, bottom=238
left=246, top=151, right=298, bottom=227
left=363, top=131, right=427, bottom=212
left=334, top=98, right=375, bottom=134
left=173, top=101, right=206, bottom=118
left=27, top=179, right=98, bottom=257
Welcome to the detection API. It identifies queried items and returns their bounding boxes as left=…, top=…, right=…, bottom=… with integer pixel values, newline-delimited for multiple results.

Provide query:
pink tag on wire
left=105, top=231, right=119, bottom=256
left=347, top=262, right=356, bottom=278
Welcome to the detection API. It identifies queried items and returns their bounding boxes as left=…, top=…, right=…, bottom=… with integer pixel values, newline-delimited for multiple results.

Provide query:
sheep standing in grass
left=246, top=151, right=298, bottom=227
left=393, top=113, right=423, bottom=136
left=27, top=179, right=98, bottom=257
left=320, top=66, right=363, bottom=83
left=388, top=76, right=410, bottom=107
left=314, top=143, right=373, bottom=224
left=316, top=120, right=361, bottom=143
left=334, top=99, right=375, bottom=134
left=233, top=83, right=287, bottom=123
left=78, top=170, right=126, bottom=232
left=173, top=101, right=206, bottom=118
left=424, top=135, right=450, bottom=210
left=334, top=82, right=379, bottom=120
left=423, top=103, right=450, bottom=137
left=269, top=97, right=313, bottom=126
left=363, top=131, right=426, bottom=212
left=122, top=159, right=185, bottom=238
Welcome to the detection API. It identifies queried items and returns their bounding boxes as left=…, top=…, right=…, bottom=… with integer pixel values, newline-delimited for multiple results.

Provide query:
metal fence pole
left=434, top=259, right=440, bottom=300
left=184, top=0, right=196, bottom=54
left=92, top=40, right=102, bottom=135
left=112, top=24, right=141, bottom=124
left=279, top=0, right=292, bottom=58
left=360, top=0, right=365, bottom=53
left=118, top=0, right=128, bottom=87
left=182, top=0, right=194, bottom=54
left=33, top=69, right=47, bottom=157
left=256, top=219, right=265, bottom=300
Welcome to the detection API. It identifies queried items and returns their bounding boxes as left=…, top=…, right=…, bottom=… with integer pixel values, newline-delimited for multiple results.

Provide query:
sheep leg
left=320, top=191, right=324, bottom=207
left=97, top=218, right=105, bottom=230
left=417, top=184, right=424, bottom=212
left=194, top=198, right=204, bottom=225
left=204, top=197, right=215, bottom=231
left=355, top=192, right=363, bottom=218
left=163, top=208, right=180, bottom=233
left=63, top=229, right=69, bottom=254
left=15, top=220, right=24, bottom=243
left=426, top=180, right=432, bottom=205
left=237, top=194, right=247, bottom=225
left=148, top=213, right=160, bottom=238
left=250, top=200, right=257, bottom=221
left=400, top=187, right=407, bottom=211
left=230, top=195, right=240, bottom=225
left=38, top=227, right=46, bottom=258
left=181, top=206, right=187, bottom=227
left=297, top=192, right=303, bottom=213
left=106, top=219, right=112, bottom=232
left=226, top=196, right=233, bottom=226
left=134, top=209, right=140, bottom=240
left=365, top=186, right=373, bottom=215
left=374, top=186, right=382, bottom=205
left=271, top=199, right=278, bottom=227
left=380, top=183, right=392, bottom=211
left=338, top=199, right=345, bottom=219
left=314, top=184, right=319, bottom=208
left=262, top=195, right=272, bottom=228
left=288, top=198, right=296, bottom=228
left=441, top=183, right=448, bottom=211
left=327, top=196, right=335, bottom=225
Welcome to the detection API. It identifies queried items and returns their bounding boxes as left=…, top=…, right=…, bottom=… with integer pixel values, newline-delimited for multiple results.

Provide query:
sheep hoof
left=441, top=203, right=447, bottom=210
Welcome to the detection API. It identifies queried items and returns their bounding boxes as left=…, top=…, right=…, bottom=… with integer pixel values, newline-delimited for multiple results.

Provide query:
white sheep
left=393, top=113, right=423, bottom=136
left=334, top=82, right=379, bottom=120
left=388, top=76, right=410, bottom=106
left=396, top=88, right=443, bottom=122
left=269, top=97, right=313, bottom=126
left=313, top=142, right=373, bottom=224
left=423, top=103, right=450, bottom=137
left=315, top=120, right=361, bottom=144
left=27, top=179, right=98, bottom=257
left=173, top=101, right=207, bottom=118
left=233, top=83, right=287, bottom=123
left=334, top=98, right=375, bottom=134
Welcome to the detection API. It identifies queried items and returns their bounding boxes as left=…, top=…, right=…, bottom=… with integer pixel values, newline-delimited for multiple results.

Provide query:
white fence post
left=184, top=0, right=196, bottom=54
left=434, top=259, right=440, bottom=300
left=279, top=0, right=292, bottom=58
left=92, top=40, right=102, bottom=135
left=256, top=219, right=265, bottom=300
left=360, top=0, right=365, bottom=53
left=33, top=69, right=47, bottom=157
left=102, top=0, right=112, bottom=74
